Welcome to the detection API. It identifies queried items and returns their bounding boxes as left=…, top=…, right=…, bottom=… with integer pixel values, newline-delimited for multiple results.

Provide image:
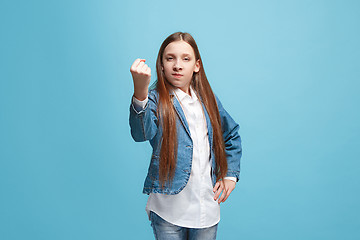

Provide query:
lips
left=172, top=73, right=183, bottom=78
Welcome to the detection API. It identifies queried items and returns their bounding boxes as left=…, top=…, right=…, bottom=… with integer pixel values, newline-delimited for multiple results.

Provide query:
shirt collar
left=173, top=86, right=198, bottom=103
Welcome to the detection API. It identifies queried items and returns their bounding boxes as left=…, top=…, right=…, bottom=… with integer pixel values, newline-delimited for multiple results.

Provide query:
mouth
left=172, top=73, right=183, bottom=78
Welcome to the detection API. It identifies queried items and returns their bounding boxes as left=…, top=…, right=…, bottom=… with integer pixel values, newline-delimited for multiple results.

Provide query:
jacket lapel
left=171, top=93, right=192, bottom=138
left=200, top=100, right=213, bottom=150
left=170, top=91, right=213, bottom=150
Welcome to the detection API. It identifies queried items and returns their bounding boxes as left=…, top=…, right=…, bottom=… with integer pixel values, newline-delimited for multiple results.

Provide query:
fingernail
left=140, top=59, right=146, bottom=62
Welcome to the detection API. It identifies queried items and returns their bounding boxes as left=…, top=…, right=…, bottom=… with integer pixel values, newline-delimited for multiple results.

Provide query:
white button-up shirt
left=132, top=86, right=236, bottom=228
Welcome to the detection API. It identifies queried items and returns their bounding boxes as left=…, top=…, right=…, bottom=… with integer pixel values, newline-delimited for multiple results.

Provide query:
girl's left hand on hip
left=213, top=179, right=236, bottom=203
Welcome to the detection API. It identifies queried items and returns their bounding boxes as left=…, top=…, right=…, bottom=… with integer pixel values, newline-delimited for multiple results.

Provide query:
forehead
left=163, top=41, right=195, bottom=56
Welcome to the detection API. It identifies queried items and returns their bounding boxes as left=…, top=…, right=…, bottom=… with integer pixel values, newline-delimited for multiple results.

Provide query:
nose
left=173, top=60, right=182, bottom=71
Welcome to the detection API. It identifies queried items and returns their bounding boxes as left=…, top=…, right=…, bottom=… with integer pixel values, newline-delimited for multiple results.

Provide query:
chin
left=167, top=81, right=181, bottom=88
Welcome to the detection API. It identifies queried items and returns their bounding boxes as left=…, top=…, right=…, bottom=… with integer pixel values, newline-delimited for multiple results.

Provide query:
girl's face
left=162, top=40, right=200, bottom=95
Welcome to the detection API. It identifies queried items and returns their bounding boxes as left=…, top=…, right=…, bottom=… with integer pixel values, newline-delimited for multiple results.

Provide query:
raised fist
left=130, top=58, right=151, bottom=101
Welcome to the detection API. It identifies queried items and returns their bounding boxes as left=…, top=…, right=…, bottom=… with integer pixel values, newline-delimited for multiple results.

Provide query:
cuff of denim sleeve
left=132, top=95, right=148, bottom=112
left=224, top=176, right=237, bottom=183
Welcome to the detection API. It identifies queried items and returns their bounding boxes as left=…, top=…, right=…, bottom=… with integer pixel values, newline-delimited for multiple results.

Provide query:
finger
left=136, top=61, right=145, bottom=70
left=133, top=59, right=147, bottom=70
left=213, top=182, right=223, bottom=200
left=218, top=188, right=227, bottom=203
left=134, top=58, right=141, bottom=64
left=214, top=187, right=222, bottom=201
left=222, top=188, right=233, bottom=202
left=214, top=188, right=222, bottom=201
left=130, top=58, right=141, bottom=71
left=213, top=181, right=220, bottom=193
left=131, top=58, right=146, bottom=73
left=143, top=66, right=151, bottom=76
left=218, top=181, right=226, bottom=203
left=140, top=64, right=149, bottom=73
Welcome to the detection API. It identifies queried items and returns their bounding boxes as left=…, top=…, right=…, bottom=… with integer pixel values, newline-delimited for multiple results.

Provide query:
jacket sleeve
left=215, top=94, right=242, bottom=182
left=129, top=90, right=159, bottom=142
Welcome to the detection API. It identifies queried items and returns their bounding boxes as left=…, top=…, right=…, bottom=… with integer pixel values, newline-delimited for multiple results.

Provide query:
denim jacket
left=129, top=89, right=242, bottom=195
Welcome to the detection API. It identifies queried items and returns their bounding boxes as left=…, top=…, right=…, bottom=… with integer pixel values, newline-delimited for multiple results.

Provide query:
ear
left=194, top=59, right=200, bottom=73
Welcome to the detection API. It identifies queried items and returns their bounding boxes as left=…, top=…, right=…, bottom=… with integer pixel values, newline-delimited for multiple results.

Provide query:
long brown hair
left=152, top=32, right=227, bottom=189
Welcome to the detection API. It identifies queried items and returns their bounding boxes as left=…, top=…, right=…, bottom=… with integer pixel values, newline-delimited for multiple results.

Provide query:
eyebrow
left=164, top=53, right=191, bottom=57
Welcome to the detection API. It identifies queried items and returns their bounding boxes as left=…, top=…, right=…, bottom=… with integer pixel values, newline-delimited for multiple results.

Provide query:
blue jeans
left=149, top=211, right=218, bottom=240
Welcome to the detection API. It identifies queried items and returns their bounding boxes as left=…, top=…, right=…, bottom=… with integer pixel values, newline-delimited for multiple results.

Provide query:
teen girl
left=129, top=32, right=242, bottom=240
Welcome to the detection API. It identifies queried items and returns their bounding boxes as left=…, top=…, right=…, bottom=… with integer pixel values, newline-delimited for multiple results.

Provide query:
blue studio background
left=1, top=0, right=359, bottom=239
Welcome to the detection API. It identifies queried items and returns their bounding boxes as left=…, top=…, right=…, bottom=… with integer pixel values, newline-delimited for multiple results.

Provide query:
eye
left=166, top=57, right=173, bottom=60
left=184, top=57, right=190, bottom=61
